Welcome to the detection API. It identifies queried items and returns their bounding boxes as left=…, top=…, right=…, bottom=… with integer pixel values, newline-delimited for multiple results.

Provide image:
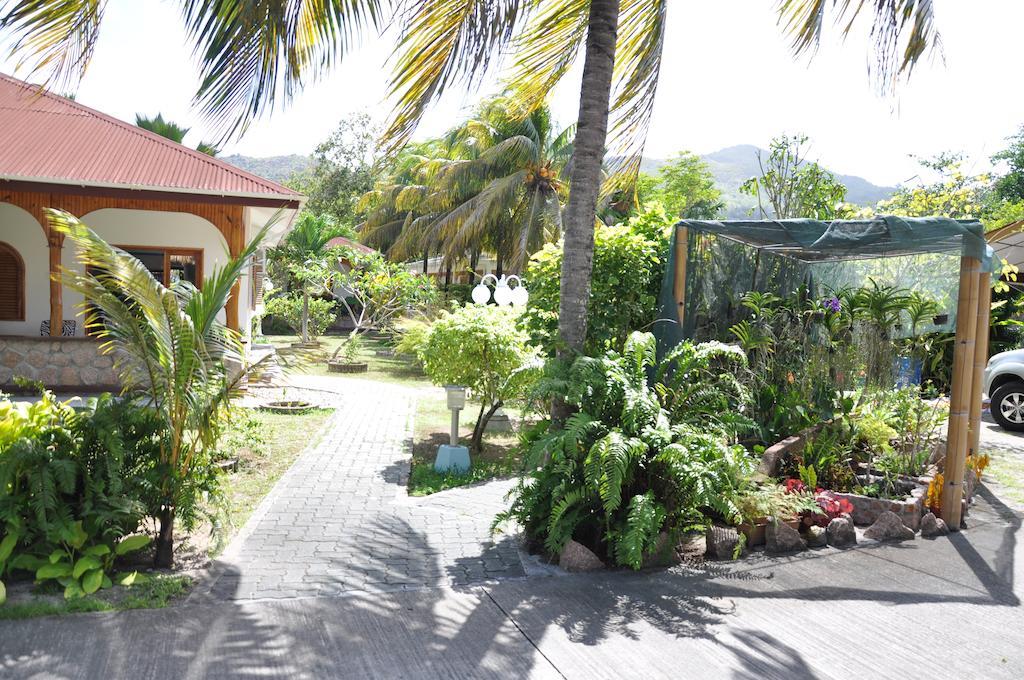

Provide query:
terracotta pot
left=737, top=519, right=768, bottom=547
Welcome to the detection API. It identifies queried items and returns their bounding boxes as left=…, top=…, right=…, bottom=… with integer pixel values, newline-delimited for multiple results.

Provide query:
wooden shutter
left=251, top=251, right=266, bottom=309
left=0, top=242, right=25, bottom=321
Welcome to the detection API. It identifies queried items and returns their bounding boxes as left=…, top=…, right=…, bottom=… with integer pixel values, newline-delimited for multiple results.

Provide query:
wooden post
left=673, top=226, right=689, bottom=326
left=47, top=228, right=63, bottom=336
left=941, top=256, right=981, bottom=529
left=967, top=270, right=992, bottom=461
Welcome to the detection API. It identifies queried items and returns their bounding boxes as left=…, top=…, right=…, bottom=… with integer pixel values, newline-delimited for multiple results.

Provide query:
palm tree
left=136, top=113, right=219, bottom=156
left=272, top=212, right=351, bottom=343
left=49, top=209, right=269, bottom=568
left=1, top=0, right=941, bottom=384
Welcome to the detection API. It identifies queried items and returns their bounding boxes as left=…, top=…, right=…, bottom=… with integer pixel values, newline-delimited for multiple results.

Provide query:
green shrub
left=519, top=208, right=668, bottom=356
left=419, top=305, right=540, bottom=451
left=0, top=393, right=171, bottom=601
left=497, top=332, right=755, bottom=570
left=265, top=294, right=337, bottom=339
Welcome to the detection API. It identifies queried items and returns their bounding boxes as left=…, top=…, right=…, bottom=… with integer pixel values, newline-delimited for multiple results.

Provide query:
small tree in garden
left=299, top=246, right=437, bottom=362
left=419, top=305, right=540, bottom=453
left=51, top=210, right=267, bottom=568
left=264, top=294, right=337, bottom=340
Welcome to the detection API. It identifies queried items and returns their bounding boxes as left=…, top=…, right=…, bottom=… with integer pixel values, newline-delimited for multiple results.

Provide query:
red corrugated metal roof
left=324, top=236, right=376, bottom=254
left=0, top=72, right=303, bottom=203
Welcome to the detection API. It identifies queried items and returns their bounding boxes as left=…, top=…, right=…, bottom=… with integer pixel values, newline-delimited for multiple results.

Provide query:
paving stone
left=205, top=379, right=525, bottom=601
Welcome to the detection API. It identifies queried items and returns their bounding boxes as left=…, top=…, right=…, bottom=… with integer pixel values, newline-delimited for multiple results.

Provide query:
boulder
left=863, top=510, right=915, bottom=541
left=559, top=540, right=604, bottom=572
left=806, top=525, right=828, bottom=548
left=706, top=525, right=742, bottom=560
left=826, top=517, right=857, bottom=548
left=766, top=519, right=807, bottom=554
left=920, top=512, right=950, bottom=538
left=642, top=532, right=683, bottom=568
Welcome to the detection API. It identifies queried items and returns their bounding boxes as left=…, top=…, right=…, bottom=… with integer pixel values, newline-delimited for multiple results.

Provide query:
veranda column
left=966, top=270, right=993, bottom=461
left=47, top=227, right=63, bottom=336
left=673, top=226, right=689, bottom=326
left=941, top=256, right=982, bottom=529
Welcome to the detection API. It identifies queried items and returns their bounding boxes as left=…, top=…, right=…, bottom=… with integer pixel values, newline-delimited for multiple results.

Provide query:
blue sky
left=1, top=0, right=1020, bottom=186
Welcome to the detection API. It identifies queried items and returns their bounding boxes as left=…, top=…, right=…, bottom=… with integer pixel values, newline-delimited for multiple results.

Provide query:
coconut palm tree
left=136, top=112, right=220, bottom=156
left=49, top=209, right=269, bottom=568
left=272, top=212, right=351, bottom=343
left=1, top=0, right=942, bottom=386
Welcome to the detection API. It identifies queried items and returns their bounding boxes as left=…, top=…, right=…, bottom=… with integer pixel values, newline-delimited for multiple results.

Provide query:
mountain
left=221, top=154, right=313, bottom=184
left=645, top=144, right=896, bottom=218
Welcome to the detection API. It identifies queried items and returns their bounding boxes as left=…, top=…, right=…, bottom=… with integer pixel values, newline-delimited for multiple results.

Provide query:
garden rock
left=766, top=520, right=806, bottom=554
left=826, top=517, right=857, bottom=547
left=559, top=540, right=604, bottom=572
left=806, top=525, right=827, bottom=548
left=863, top=510, right=915, bottom=541
left=706, top=525, right=742, bottom=560
left=920, top=512, right=950, bottom=538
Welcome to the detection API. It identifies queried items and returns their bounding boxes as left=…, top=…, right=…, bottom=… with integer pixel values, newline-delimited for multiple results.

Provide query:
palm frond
left=0, top=0, right=105, bottom=92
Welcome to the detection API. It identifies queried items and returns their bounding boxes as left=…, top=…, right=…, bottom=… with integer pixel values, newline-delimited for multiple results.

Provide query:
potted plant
left=327, top=332, right=368, bottom=373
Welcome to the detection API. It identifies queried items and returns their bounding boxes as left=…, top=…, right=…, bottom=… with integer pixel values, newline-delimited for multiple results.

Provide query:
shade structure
left=656, top=216, right=994, bottom=530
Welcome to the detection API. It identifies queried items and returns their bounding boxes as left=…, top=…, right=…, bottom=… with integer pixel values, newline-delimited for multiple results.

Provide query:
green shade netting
left=654, top=216, right=993, bottom=353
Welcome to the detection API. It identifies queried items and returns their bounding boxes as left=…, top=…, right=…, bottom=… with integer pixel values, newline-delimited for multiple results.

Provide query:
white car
left=985, top=348, right=1024, bottom=431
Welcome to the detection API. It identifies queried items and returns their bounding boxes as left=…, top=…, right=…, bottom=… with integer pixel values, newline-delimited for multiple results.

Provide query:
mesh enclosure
left=654, top=217, right=991, bottom=355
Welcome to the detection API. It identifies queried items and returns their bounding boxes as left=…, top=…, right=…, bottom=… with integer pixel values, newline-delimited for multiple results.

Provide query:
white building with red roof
left=0, top=72, right=304, bottom=392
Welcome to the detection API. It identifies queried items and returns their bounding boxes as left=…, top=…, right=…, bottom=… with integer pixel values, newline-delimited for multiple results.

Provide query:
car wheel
left=991, top=381, right=1024, bottom=432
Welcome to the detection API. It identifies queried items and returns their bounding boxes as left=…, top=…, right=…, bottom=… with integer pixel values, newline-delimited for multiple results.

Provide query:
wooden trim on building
left=0, top=187, right=247, bottom=332
left=0, top=179, right=300, bottom=210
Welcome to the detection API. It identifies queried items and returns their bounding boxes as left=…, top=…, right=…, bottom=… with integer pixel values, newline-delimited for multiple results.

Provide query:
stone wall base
left=0, top=336, right=119, bottom=392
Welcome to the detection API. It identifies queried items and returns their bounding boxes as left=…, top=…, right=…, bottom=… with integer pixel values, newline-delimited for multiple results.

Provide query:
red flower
left=785, top=478, right=806, bottom=494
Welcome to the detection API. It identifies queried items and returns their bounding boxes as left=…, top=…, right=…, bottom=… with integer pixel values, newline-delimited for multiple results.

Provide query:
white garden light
left=471, top=273, right=528, bottom=307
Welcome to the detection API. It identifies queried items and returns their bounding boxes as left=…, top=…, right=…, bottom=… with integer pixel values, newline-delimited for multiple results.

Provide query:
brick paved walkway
left=199, top=380, right=524, bottom=601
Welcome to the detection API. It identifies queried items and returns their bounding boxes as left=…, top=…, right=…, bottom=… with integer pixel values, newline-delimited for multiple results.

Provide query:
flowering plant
left=784, top=479, right=853, bottom=526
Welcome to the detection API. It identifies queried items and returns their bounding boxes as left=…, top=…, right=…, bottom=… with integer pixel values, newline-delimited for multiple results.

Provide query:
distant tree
left=992, top=126, right=1024, bottom=203
left=136, top=113, right=219, bottom=156
left=740, top=134, right=847, bottom=219
left=878, top=153, right=990, bottom=219
left=656, top=151, right=723, bottom=219
left=288, top=113, right=378, bottom=229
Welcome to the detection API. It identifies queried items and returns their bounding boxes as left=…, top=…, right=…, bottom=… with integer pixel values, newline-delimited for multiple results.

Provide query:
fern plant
left=497, top=331, right=756, bottom=570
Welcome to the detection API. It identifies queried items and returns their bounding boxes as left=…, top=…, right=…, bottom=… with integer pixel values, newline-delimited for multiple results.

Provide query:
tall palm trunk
left=552, top=0, right=620, bottom=422
left=155, top=507, right=174, bottom=568
left=301, top=286, right=310, bottom=344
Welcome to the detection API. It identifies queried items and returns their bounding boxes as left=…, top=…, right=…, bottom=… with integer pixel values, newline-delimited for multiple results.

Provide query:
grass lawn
left=0, top=575, right=193, bottom=621
left=986, top=447, right=1024, bottom=509
left=218, top=407, right=335, bottom=542
left=408, top=393, right=525, bottom=496
left=265, top=334, right=430, bottom=388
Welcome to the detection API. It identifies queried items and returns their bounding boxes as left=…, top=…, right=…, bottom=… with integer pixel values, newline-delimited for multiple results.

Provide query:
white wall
left=2, top=204, right=263, bottom=339
left=0, top=203, right=50, bottom=336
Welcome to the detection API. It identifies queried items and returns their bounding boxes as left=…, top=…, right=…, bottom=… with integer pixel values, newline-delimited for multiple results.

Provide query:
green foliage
left=740, top=134, right=848, bottom=219
left=878, top=153, right=989, bottom=218
left=287, top=114, right=377, bottom=230
left=650, top=151, right=724, bottom=219
left=419, top=305, right=539, bottom=449
left=264, top=294, right=337, bottom=339
left=497, top=332, right=755, bottom=570
left=992, top=125, right=1024, bottom=204
left=408, top=455, right=520, bottom=496
left=735, top=484, right=819, bottom=525
left=520, top=210, right=667, bottom=356
left=52, top=210, right=266, bottom=567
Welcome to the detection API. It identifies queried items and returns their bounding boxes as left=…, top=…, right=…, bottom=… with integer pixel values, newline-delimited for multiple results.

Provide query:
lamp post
left=471, top=274, right=528, bottom=307
left=434, top=385, right=470, bottom=473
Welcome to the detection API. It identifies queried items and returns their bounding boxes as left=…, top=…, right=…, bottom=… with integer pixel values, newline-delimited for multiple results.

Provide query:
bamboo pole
left=673, top=226, right=689, bottom=327
left=941, top=256, right=982, bottom=529
left=966, top=269, right=992, bottom=464
left=47, top=229, right=63, bottom=337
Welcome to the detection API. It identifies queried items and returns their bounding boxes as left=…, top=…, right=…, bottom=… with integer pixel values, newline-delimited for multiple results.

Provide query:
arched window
left=0, top=241, right=25, bottom=321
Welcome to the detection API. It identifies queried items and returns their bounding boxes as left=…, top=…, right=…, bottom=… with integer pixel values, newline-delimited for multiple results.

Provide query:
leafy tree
left=264, top=294, right=337, bottom=340
left=655, top=151, right=723, bottom=219
left=288, top=114, right=378, bottom=229
left=135, top=113, right=219, bottom=156
left=992, top=125, right=1024, bottom=203
left=419, top=305, right=539, bottom=452
left=50, top=210, right=268, bottom=568
left=520, top=207, right=667, bottom=357
left=270, top=212, right=352, bottom=343
left=740, top=134, right=848, bottom=219
left=4, top=0, right=943, bottom=417
left=878, top=152, right=990, bottom=219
